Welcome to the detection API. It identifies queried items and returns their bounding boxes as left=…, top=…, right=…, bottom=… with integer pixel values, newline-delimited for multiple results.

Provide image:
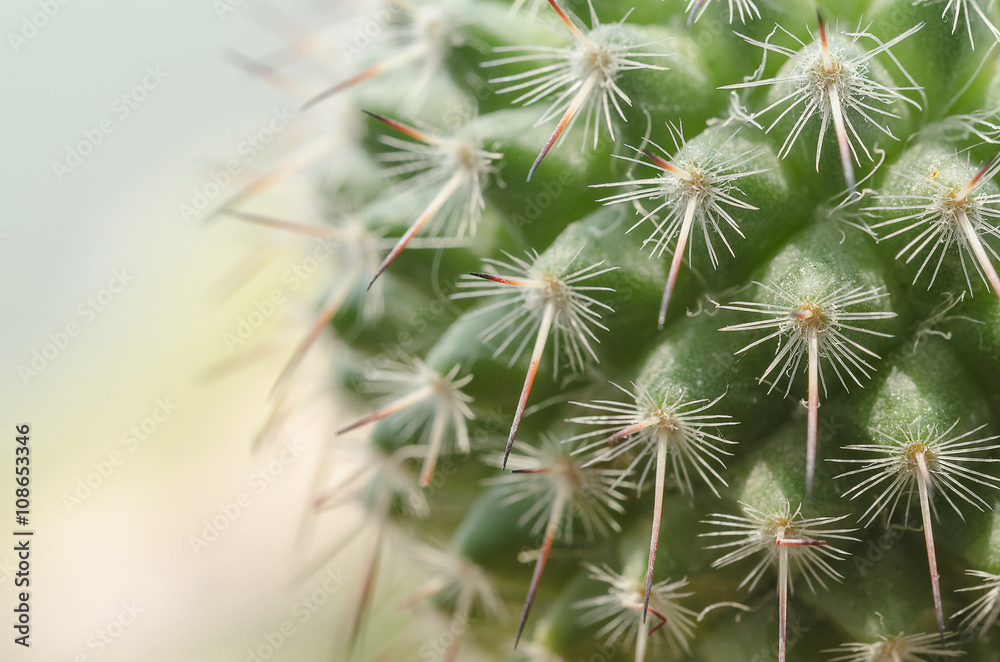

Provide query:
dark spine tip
left=502, top=440, right=513, bottom=470
left=301, top=96, right=322, bottom=112
left=526, top=162, right=539, bottom=182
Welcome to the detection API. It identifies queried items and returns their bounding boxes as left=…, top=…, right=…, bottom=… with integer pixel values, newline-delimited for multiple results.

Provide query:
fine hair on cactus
left=595, top=122, right=767, bottom=327
left=216, top=0, right=1000, bottom=660
left=484, top=0, right=670, bottom=180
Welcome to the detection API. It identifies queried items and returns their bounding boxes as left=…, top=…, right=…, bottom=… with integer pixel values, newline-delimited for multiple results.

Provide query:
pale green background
left=0, top=1, right=441, bottom=661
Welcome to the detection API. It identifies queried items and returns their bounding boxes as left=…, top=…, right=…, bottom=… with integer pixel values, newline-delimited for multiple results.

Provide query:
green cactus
left=227, top=0, right=1000, bottom=660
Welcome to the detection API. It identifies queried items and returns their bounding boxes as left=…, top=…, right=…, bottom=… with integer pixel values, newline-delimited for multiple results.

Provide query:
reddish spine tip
left=608, top=422, right=647, bottom=444
left=686, top=0, right=708, bottom=25
left=514, top=513, right=559, bottom=648
left=642, top=150, right=672, bottom=171
left=970, top=155, right=998, bottom=189
left=469, top=272, right=523, bottom=286
left=336, top=420, right=363, bottom=436
left=502, top=304, right=553, bottom=470
left=776, top=538, right=827, bottom=546
left=647, top=607, right=668, bottom=635
left=362, top=110, right=431, bottom=144
left=303, top=69, right=373, bottom=110
left=546, top=0, right=576, bottom=32
left=527, top=130, right=560, bottom=182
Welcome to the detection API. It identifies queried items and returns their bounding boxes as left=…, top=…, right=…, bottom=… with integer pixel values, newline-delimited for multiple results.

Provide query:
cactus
left=225, top=0, right=1000, bottom=660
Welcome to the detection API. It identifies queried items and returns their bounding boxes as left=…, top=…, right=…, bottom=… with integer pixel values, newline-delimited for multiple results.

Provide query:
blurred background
left=0, top=1, right=434, bottom=660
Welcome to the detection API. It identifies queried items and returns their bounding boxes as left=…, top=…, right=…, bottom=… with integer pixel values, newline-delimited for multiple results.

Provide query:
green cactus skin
left=230, top=0, right=1000, bottom=659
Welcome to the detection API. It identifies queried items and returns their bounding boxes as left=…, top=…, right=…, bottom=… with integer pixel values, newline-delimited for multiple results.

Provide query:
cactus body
left=232, top=0, right=1000, bottom=659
